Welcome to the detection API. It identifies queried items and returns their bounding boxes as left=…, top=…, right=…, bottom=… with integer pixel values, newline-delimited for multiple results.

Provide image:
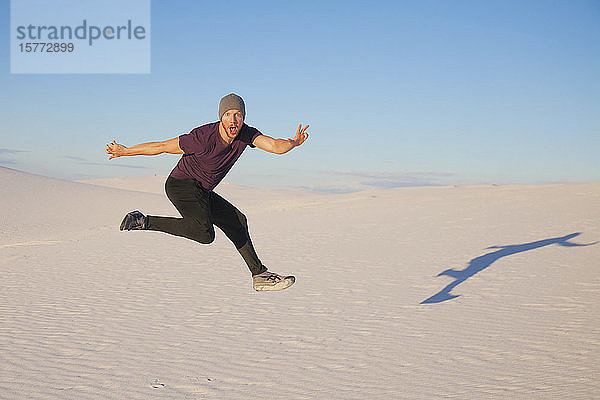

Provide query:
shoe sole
left=119, top=215, right=128, bottom=231
left=254, top=276, right=295, bottom=292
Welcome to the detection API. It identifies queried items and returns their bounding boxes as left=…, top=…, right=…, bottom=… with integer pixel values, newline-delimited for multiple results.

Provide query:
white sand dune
left=1, top=166, right=599, bottom=399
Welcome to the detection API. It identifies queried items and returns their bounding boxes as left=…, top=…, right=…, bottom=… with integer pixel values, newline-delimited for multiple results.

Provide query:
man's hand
left=252, top=124, right=310, bottom=155
left=287, top=124, right=309, bottom=148
left=106, top=140, right=127, bottom=159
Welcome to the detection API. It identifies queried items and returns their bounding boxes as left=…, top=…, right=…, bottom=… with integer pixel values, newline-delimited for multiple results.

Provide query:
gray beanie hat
left=218, top=93, right=245, bottom=121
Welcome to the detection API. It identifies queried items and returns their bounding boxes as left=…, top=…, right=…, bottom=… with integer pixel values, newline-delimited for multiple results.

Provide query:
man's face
left=221, top=109, right=244, bottom=139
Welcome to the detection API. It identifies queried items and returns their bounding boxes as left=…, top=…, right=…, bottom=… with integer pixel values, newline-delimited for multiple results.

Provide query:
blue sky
left=1, top=0, right=599, bottom=191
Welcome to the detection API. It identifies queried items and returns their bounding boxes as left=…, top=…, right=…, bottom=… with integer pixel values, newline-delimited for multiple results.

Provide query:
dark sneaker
left=252, top=271, right=295, bottom=292
left=120, top=210, right=147, bottom=231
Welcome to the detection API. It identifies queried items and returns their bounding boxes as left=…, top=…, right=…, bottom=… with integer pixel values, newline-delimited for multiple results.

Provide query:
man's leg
left=145, top=177, right=216, bottom=244
left=210, top=192, right=267, bottom=276
left=211, top=193, right=295, bottom=291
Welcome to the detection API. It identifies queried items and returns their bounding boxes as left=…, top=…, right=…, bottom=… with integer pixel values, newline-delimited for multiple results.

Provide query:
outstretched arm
left=105, top=137, right=184, bottom=159
left=252, top=124, right=309, bottom=155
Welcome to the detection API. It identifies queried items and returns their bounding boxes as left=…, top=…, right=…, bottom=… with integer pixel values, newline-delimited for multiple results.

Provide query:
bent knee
left=235, top=209, right=248, bottom=227
left=183, top=220, right=215, bottom=244
left=191, top=228, right=215, bottom=244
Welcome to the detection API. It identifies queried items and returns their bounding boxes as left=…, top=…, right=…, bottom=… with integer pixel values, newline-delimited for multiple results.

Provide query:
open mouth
left=228, top=126, right=237, bottom=134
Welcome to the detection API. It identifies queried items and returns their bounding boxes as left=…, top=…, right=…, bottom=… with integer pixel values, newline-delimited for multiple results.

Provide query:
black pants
left=146, top=176, right=267, bottom=276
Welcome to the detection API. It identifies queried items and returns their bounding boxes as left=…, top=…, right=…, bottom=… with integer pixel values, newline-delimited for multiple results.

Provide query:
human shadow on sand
left=421, top=233, right=597, bottom=304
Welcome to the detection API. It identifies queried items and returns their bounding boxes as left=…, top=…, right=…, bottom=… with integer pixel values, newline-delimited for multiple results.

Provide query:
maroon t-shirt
left=169, top=122, right=262, bottom=191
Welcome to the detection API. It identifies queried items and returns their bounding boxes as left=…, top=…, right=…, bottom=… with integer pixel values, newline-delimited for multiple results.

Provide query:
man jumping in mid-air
left=105, top=93, right=309, bottom=291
